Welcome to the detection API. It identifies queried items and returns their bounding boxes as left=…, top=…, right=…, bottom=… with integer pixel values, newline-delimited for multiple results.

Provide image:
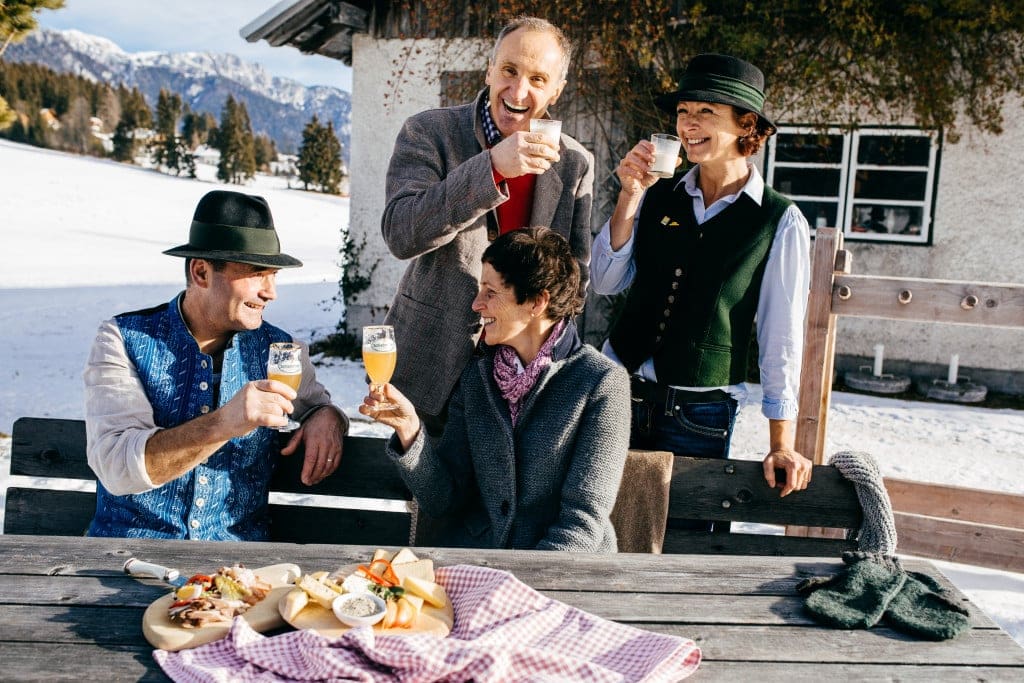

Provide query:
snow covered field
left=1, top=138, right=1021, bottom=646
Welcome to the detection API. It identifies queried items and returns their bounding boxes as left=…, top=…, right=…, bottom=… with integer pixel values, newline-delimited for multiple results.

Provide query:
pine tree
left=111, top=118, right=134, bottom=162
left=297, top=115, right=322, bottom=192
left=150, top=88, right=196, bottom=175
left=321, top=121, right=343, bottom=195
left=253, top=133, right=277, bottom=171
left=216, top=95, right=256, bottom=184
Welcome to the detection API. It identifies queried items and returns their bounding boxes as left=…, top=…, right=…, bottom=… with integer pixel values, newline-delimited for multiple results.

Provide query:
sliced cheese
left=372, top=548, right=393, bottom=562
left=391, top=558, right=434, bottom=584
left=390, top=547, right=419, bottom=565
left=401, top=575, right=448, bottom=609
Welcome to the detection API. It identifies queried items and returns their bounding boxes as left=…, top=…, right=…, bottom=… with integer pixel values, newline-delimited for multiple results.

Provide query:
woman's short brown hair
left=734, top=108, right=776, bottom=157
left=481, top=227, right=584, bottom=320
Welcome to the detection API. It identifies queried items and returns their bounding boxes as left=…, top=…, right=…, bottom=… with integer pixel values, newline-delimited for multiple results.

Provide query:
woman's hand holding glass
left=359, top=382, right=421, bottom=452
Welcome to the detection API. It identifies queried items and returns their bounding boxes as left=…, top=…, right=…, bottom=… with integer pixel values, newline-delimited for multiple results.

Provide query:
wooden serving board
left=141, top=563, right=302, bottom=652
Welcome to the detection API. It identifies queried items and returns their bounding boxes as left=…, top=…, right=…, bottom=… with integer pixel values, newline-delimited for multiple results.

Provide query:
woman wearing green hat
left=591, top=54, right=813, bottom=505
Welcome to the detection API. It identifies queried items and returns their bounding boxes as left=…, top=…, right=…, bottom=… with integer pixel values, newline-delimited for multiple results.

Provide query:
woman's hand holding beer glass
left=360, top=325, right=422, bottom=449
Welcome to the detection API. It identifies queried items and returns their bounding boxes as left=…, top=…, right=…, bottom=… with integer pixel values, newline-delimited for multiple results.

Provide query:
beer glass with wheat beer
left=267, top=341, right=302, bottom=431
left=362, top=325, right=398, bottom=410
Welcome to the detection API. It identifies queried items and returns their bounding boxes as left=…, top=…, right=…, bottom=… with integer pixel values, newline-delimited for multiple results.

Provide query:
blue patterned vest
left=87, top=293, right=291, bottom=540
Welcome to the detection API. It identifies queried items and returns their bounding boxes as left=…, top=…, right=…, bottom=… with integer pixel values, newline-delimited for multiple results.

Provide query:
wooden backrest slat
left=885, top=478, right=1024, bottom=529
left=11, top=417, right=92, bottom=480
left=5, top=417, right=413, bottom=542
left=668, top=456, right=863, bottom=529
left=269, top=505, right=410, bottom=545
left=269, top=435, right=410, bottom=500
left=4, top=489, right=94, bottom=536
left=663, top=530, right=857, bottom=556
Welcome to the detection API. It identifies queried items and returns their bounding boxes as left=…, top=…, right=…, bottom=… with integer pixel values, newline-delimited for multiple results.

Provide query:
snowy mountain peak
left=4, top=28, right=351, bottom=155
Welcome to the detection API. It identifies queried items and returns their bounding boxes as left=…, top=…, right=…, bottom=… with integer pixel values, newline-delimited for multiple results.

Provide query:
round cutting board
left=278, top=566, right=454, bottom=638
left=141, top=563, right=302, bottom=651
left=279, top=596, right=454, bottom=638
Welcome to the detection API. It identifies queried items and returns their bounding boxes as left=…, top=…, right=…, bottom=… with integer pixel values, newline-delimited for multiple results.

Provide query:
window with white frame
left=765, top=127, right=940, bottom=244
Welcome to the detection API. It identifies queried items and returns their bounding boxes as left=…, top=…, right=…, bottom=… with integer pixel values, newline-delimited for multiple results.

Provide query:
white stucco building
left=244, top=1, right=1024, bottom=393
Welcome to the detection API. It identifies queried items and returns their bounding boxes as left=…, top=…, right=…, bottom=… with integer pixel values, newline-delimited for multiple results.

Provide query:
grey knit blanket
left=829, top=451, right=899, bottom=555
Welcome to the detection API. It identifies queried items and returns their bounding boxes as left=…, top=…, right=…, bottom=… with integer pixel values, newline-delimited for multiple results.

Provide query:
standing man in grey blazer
left=381, top=16, right=594, bottom=434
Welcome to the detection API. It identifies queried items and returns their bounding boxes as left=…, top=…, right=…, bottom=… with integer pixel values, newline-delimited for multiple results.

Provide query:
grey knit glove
left=796, top=551, right=907, bottom=629
left=884, top=571, right=970, bottom=640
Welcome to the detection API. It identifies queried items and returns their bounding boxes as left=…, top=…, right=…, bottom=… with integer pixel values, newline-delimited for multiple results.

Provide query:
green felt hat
left=163, top=190, right=302, bottom=268
left=656, top=53, right=775, bottom=129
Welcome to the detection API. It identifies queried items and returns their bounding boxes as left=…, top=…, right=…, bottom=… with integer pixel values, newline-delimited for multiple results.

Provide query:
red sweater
left=492, top=169, right=537, bottom=234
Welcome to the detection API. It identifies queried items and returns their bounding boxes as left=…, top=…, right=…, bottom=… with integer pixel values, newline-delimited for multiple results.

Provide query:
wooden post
left=795, top=228, right=847, bottom=465
left=788, top=229, right=846, bottom=541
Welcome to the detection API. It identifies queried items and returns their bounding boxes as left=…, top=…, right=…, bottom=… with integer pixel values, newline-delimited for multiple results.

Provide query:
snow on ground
left=1, top=139, right=1022, bottom=646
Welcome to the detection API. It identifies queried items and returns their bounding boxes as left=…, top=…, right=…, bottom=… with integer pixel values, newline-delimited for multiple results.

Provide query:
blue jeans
left=629, top=393, right=738, bottom=531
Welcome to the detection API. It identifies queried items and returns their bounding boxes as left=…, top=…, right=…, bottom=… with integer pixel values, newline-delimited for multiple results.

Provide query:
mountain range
left=5, top=28, right=351, bottom=158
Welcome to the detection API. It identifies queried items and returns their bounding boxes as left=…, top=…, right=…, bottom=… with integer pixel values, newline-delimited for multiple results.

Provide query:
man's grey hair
left=490, top=16, right=573, bottom=83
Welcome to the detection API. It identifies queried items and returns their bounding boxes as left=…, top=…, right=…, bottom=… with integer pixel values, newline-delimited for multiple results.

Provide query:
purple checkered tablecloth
left=154, top=564, right=701, bottom=682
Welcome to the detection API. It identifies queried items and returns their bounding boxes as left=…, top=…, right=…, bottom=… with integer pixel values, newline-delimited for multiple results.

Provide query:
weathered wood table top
left=2, top=534, right=1022, bottom=681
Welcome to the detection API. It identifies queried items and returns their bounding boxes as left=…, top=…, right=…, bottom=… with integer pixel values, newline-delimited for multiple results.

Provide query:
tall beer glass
left=362, top=325, right=398, bottom=410
left=268, top=342, right=302, bottom=431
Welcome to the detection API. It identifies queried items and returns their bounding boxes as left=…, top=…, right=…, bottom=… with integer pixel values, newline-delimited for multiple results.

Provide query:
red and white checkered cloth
left=154, top=564, right=701, bottom=682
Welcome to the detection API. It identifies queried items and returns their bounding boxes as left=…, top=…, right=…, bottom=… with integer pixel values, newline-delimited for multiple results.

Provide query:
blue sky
left=37, top=0, right=353, bottom=91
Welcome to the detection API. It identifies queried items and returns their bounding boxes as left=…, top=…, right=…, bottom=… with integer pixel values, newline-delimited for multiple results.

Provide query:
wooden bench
left=4, top=417, right=413, bottom=545
left=7, top=417, right=867, bottom=556
left=613, top=449, right=863, bottom=556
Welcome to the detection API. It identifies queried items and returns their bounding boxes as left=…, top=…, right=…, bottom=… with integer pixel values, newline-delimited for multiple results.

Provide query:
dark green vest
left=608, top=176, right=792, bottom=386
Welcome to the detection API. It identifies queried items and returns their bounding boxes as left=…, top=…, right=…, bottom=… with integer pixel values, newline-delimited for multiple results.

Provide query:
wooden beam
left=894, top=512, right=1024, bottom=573
left=886, top=478, right=1024, bottom=529
left=832, top=274, right=1024, bottom=327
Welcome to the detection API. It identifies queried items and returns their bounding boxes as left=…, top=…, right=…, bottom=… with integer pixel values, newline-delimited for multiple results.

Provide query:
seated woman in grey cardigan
left=361, top=228, right=631, bottom=551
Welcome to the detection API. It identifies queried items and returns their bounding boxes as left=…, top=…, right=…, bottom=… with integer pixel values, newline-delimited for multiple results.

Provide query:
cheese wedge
left=390, top=547, right=419, bottom=565
left=297, top=574, right=341, bottom=609
left=280, top=587, right=309, bottom=621
left=401, top=575, right=448, bottom=609
left=391, top=558, right=434, bottom=584
left=400, top=593, right=424, bottom=620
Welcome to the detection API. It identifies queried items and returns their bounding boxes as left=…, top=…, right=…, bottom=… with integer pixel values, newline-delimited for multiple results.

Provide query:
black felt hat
left=163, top=190, right=302, bottom=268
left=656, top=53, right=775, bottom=129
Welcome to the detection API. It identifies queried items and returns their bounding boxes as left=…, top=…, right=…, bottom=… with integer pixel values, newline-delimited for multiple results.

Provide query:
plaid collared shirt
left=479, top=93, right=502, bottom=147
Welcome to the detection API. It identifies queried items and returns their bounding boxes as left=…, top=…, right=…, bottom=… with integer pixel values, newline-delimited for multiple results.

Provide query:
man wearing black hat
left=591, top=54, right=813, bottom=502
left=83, top=190, right=349, bottom=540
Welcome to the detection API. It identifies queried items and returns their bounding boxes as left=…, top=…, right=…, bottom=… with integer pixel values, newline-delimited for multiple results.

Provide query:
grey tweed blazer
left=381, top=89, right=595, bottom=417
left=387, top=323, right=630, bottom=552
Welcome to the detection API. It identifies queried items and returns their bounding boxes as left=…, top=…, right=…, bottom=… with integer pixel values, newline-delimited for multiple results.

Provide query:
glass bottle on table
left=362, top=325, right=398, bottom=410
left=267, top=342, right=302, bottom=431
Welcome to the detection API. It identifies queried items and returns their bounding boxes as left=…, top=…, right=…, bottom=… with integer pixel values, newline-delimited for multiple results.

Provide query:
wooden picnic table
left=2, top=534, right=1022, bottom=681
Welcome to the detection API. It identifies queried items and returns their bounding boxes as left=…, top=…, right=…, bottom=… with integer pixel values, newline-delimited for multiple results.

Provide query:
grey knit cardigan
left=387, top=324, right=630, bottom=552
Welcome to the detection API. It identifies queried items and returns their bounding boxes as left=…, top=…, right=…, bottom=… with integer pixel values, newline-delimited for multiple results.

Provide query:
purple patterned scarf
left=493, top=319, right=566, bottom=426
